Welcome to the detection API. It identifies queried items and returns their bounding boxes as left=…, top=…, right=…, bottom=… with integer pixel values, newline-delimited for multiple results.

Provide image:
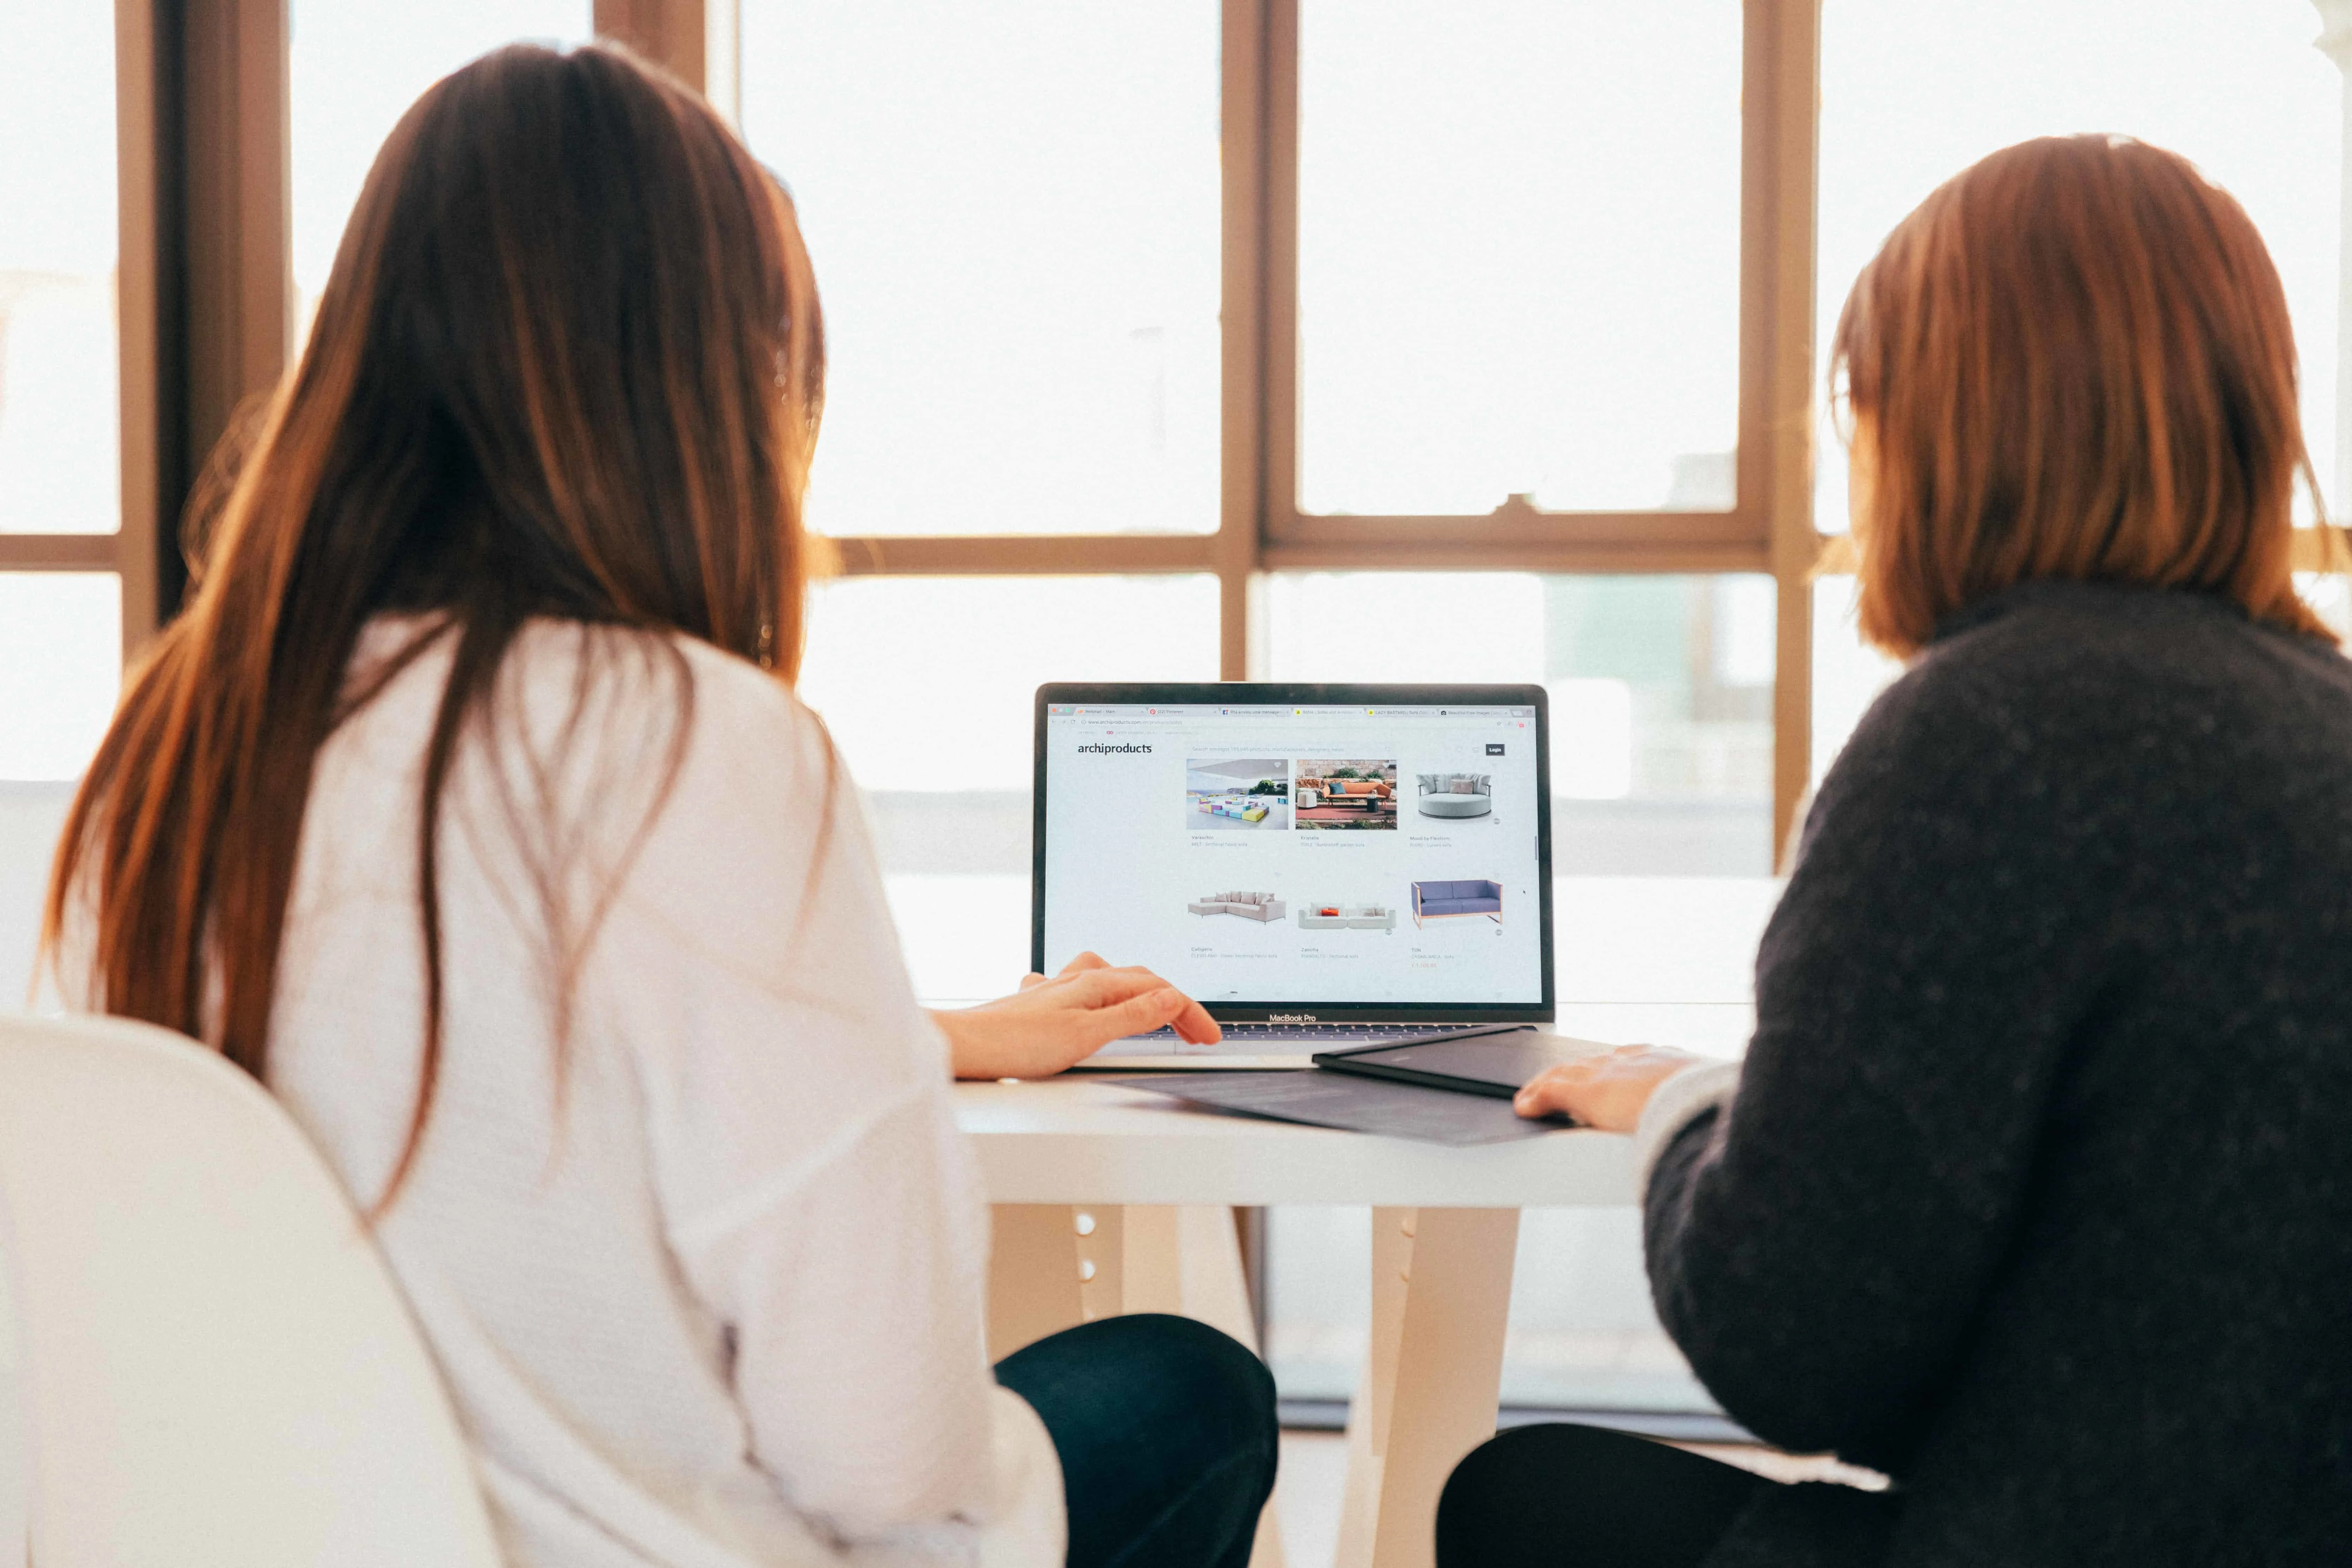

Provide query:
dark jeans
left=1438, top=1422, right=1766, bottom=1568
left=995, top=1313, right=1279, bottom=1568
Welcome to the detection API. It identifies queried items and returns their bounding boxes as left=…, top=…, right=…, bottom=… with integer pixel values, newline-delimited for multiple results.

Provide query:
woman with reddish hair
left=1451, top=135, right=2352, bottom=1564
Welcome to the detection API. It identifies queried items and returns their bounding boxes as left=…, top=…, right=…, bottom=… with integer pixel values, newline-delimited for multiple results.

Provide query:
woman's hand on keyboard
left=932, top=952, right=1222, bottom=1079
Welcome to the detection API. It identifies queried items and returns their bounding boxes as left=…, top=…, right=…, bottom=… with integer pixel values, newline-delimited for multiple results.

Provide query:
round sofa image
left=1410, top=879, right=1502, bottom=926
left=1297, top=904, right=1396, bottom=931
left=1187, top=890, right=1287, bottom=921
left=1416, top=772, right=1493, bottom=818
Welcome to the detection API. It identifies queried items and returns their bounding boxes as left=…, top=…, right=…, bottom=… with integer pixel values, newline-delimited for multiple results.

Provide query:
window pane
left=795, top=575, right=1219, bottom=998
left=0, top=6, right=118, bottom=533
left=741, top=4, right=1221, bottom=537
left=1267, top=573, right=1774, bottom=875
left=1816, top=0, right=2341, bottom=532
left=1298, top=1, right=1742, bottom=517
left=291, top=0, right=593, bottom=339
left=0, top=574, right=120, bottom=781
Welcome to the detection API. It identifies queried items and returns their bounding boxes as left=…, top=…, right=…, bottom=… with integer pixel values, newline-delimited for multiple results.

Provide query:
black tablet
left=1312, top=1031, right=1612, bottom=1099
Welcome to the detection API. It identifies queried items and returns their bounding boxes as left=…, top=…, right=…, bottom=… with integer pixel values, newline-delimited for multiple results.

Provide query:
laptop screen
left=1035, top=686, right=1553, bottom=1019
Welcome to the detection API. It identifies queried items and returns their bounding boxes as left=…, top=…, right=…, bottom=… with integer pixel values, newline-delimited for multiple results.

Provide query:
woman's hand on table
left=1514, top=1043, right=1702, bottom=1132
left=931, top=952, right=1222, bottom=1080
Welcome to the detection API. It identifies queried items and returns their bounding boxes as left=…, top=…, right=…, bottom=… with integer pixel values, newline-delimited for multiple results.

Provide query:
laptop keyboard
left=1114, top=1022, right=1496, bottom=1045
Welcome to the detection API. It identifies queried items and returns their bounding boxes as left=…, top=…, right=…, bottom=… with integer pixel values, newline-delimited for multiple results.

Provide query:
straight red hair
left=1832, top=134, right=2329, bottom=657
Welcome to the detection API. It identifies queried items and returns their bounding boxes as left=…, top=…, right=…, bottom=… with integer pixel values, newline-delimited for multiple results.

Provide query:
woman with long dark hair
left=1447, top=135, right=2352, bottom=1564
left=46, top=44, right=1270, bottom=1568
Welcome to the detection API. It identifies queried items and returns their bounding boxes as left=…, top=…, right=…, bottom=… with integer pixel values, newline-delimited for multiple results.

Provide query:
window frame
left=59, top=0, right=1833, bottom=859
left=814, top=0, right=1827, bottom=859
left=2, top=0, right=291, bottom=665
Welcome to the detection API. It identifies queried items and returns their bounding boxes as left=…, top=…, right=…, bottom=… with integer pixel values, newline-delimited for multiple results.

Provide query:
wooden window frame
left=813, top=0, right=1828, bottom=858
left=4, top=0, right=289, bottom=670
left=55, top=0, right=1831, bottom=858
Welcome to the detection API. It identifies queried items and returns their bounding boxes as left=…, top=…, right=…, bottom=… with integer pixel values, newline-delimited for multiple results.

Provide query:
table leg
left=989, top=1205, right=1287, bottom=1568
left=1334, top=1207, right=1520, bottom=1568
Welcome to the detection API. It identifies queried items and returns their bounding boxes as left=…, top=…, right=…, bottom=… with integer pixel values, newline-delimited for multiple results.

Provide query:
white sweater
left=250, top=619, right=1061, bottom=1567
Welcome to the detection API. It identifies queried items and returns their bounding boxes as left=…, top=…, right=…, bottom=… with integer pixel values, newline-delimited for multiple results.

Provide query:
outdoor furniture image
left=1311, top=780, right=1391, bottom=809
left=1185, top=759, right=1289, bottom=831
left=1411, top=879, right=1503, bottom=926
left=1187, top=891, right=1288, bottom=921
left=1297, top=904, right=1397, bottom=931
left=1295, top=763, right=1401, bottom=829
left=1416, top=772, right=1494, bottom=819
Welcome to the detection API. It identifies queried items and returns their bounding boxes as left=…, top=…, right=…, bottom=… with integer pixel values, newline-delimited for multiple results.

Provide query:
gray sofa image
left=1416, top=772, right=1493, bottom=818
left=1297, top=904, right=1396, bottom=931
left=1411, top=879, right=1502, bottom=926
left=1188, top=890, right=1287, bottom=921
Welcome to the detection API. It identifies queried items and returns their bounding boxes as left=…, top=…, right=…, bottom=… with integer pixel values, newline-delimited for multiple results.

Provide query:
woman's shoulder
left=372, top=618, right=856, bottom=912
left=1823, top=581, right=2352, bottom=843
left=1918, top=580, right=2347, bottom=692
left=496, top=619, right=886, bottom=982
left=1868, top=582, right=2348, bottom=745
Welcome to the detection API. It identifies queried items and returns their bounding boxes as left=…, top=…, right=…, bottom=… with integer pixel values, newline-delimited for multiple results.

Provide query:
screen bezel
left=1032, top=682, right=1555, bottom=1025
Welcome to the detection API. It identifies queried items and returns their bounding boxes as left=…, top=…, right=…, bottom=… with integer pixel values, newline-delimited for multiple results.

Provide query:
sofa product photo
left=1296, top=904, right=1397, bottom=931
left=1415, top=772, right=1493, bottom=818
left=1410, top=880, right=1503, bottom=926
left=1188, top=891, right=1287, bottom=921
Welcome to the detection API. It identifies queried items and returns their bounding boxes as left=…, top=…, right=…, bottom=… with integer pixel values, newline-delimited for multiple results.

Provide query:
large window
left=15, top=0, right=2352, bottom=1428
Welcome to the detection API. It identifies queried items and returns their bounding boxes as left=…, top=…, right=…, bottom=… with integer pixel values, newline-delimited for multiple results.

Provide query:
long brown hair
left=44, top=43, right=826, bottom=1205
left=1832, top=134, right=2328, bottom=656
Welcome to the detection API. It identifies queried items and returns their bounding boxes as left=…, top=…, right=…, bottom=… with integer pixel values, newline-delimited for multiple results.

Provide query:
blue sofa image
left=1411, top=879, right=1502, bottom=927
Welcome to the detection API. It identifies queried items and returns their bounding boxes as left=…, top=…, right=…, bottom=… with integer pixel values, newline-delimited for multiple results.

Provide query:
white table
left=955, top=1003, right=1748, bottom=1568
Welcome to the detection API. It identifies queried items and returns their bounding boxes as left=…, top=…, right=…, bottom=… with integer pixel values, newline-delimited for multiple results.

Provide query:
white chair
left=0, top=1010, right=501, bottom=1568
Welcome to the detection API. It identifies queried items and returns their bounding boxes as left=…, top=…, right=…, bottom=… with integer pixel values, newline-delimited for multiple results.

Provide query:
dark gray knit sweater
left=1648, top=580, right=2352, bottom=1566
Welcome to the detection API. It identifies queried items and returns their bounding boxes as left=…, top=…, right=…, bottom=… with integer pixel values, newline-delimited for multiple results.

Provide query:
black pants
left=1438, top=1422, right=1767, bottom=1568
left=995, top=1313, right=1279, bottom=1568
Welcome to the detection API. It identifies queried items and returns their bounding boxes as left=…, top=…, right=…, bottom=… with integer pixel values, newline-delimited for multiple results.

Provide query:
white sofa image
left=1416, top=772, right=1493, bottom=818
left=1297, top=904, right=1396, bottom=931
left=1188, top=890, right=1287, bottom=921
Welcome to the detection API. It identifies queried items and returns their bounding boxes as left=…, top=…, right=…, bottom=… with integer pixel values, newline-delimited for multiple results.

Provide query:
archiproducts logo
left=1267, top=1012, right=1317, bottom=1023
left=1076, top=743, right=1153, bottom=754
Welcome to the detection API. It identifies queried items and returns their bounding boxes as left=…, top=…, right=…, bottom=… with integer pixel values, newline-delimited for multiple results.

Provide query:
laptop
left=1034, top=683, right=1555, bottom=1069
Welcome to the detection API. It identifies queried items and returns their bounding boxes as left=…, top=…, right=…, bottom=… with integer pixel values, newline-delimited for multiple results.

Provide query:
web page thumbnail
left=1413, top=771, right=1494, bottom=820
left=1295, top=759, right=1397, bottom=830
left=1186, top=757, right=1290, bottom=830
left=1410, top=878, right=1504, bottom=926
left=1187, top=890, right=1286, bottom=920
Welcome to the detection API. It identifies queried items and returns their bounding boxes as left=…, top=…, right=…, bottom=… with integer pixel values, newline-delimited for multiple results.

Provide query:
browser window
left=1040, top=701, right=1546, bottom=1006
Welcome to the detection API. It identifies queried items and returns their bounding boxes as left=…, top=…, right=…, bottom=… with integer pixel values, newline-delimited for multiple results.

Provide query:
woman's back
left=264, top=619, right=1034, bottom=1566
left=1648, top=580, right=2352, bottom=1562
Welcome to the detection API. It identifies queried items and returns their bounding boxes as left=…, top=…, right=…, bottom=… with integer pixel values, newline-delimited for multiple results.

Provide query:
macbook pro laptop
left=1034, top=683, right=1555, bottom=1069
